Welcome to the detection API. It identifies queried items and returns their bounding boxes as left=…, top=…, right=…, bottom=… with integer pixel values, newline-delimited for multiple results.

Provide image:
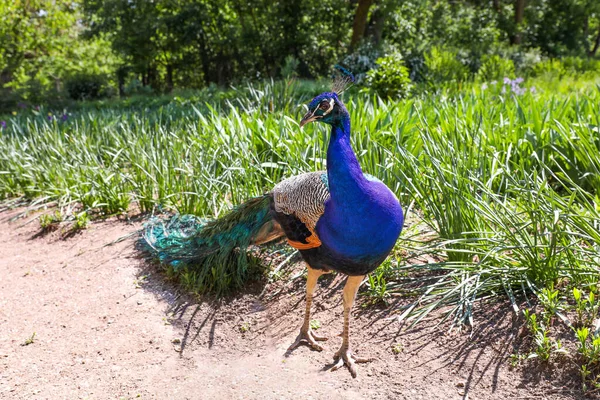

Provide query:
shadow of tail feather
left=138, top=195, right=283, bottom=294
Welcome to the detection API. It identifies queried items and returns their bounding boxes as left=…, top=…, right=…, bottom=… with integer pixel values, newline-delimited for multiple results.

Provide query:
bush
left=506, top=48, right=543, bottom=77
left=531, top=59, right=567, bottom=80
left=281, top=55, right=300, bottom=79
left=477, top=54, right=515, bottom=81
left=561, top=57, right=600, bottom=75
left=423, top=47, right=470, bottom=87
left=339, top=41, right=381, bottom=84
left=65, top=74, right=113, bottom=101
left=364, top=54, right=412, bottom=99
left=123, top=79, right=154, bottom=96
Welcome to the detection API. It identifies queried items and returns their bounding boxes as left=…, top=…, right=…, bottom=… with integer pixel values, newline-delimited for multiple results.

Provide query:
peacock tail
left=139, top=195, right=280, bottom=294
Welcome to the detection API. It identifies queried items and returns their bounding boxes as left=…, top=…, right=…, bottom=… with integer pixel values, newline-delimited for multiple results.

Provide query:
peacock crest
left=331, top=65, right=355, bottom=94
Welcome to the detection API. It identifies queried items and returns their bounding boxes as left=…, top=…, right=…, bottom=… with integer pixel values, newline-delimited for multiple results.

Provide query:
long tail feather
left=139, top=195, right=281, bottom=293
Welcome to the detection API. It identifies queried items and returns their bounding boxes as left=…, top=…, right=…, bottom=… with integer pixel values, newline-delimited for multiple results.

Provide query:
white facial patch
left=322, top=98, right=335, bottom=116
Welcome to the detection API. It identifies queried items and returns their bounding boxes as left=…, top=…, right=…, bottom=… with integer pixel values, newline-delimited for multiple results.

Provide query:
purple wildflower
left=481, top=83, right=488, bottom=90
left=17, top=102, right=27, bottom=109
left=61, top=114, right=68, bottom=122
left=47, top=115, right=53, bottom=122
left=515, top=77, right=524, bottom=84
left=0, top=121, right=6, bottom=130
left=530, top=86, right=536, bottom=94
left=503, top=77, right=511, bottom=84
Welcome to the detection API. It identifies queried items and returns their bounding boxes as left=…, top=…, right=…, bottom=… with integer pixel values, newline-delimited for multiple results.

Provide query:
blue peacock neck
left=318, top=103, right=403, bottom=262
left=326, top=116, right=368, bottom=203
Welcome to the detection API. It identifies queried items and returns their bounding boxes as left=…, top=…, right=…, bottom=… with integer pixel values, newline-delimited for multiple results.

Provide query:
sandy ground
left=0, top=209, right=584, bottom=399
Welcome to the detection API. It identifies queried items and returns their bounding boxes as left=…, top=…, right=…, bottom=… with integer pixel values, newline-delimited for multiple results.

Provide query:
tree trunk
left=366, top=4, right=386, bottom=46
left=196, top=32, right=211, bottom=85
left=510, top=0, right=526, bottom=45
left=166, top=64, right=174, bottom=92
left=590, top=25, right=600, bottom=56
left=0, top=70, right=12, bottom=86
left=350, top=0, right=375, bottom=51
left=117, top=68, right=125, bottom=97
left=148, top=66, right=157, bottom=89
left=492, top=0, right=501, bottom=13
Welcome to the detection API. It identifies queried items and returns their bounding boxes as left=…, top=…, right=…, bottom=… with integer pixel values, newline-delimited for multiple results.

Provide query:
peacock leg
left=330, top=275, right=372, bottom=378
left=287, top=265, right=328, bottom=352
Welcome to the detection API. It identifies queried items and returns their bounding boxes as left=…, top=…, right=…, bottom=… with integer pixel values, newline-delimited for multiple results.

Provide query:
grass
left=1, top=76, right=600, bottom=326
left=21, top=332, right=36, bottom=346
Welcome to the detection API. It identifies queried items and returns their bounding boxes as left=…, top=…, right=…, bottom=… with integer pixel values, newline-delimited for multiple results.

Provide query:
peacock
left=140, top=71, right=404, bottom=378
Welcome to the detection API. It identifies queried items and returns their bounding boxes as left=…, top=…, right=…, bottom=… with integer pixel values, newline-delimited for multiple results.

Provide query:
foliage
left=531, top=59, right=568, bottom=80
left=476, top=54, right=515, bottom=81
left=39, top=211, right=63, bottom=231
left=514, top=286, right=600, bottom=392
left=281, top=56, right=300, bottom=79
left=423, top=47, right=470, bottom=89
left=522, top=307, right=564, bottom=362
left=518, top=0, right=600, bottom=57
left=74, top=212, right=90, bottom=230
left=0, top=1, right=120, bottom=110
left=529, top=56, right=600, bottom=81
left=339, top=41, right=381, bottom=83
left=562, top=56, right=600, bottom=75
left=82, top=0, right=352, bottom=88
left=385, top=0, right=502, bottom=70
left=504, top=47, right=544, bottom=76
left=364, top=54, right=412, bottom=99
left=2, top=0, right=600, bottom=108
left=65, top=73, right=113, bottom=101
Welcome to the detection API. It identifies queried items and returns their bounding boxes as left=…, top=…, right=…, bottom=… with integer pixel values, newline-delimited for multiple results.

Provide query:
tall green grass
left=1, top=78, right=600, bottom=323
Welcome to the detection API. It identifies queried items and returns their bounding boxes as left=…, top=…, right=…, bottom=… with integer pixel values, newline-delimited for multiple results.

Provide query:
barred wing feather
left=271, top=172, right=329, bottom=250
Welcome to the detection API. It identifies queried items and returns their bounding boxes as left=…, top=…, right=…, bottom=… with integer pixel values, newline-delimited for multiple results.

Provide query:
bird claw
left=287, top=328, right=328, bottom=352
left=330, top=346, right=372, bottom=378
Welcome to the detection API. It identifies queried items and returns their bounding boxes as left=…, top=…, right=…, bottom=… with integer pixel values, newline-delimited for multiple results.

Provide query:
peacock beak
left=299, top=111, right=319, bottom=127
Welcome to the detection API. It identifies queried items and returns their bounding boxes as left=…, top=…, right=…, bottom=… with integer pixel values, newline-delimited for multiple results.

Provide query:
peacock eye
left=319, top=101, right=330, bottom=110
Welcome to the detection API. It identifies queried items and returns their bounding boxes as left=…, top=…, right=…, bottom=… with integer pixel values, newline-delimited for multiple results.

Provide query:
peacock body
left=140, top=87, right=403, bottom=378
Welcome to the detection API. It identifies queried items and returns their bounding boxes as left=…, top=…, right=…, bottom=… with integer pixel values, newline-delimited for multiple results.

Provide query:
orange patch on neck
left=287, top=233, right=322, bottom=250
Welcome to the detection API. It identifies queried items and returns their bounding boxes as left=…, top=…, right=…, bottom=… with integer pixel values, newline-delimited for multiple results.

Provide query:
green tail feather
left=139, top=195, right=273, bottom=293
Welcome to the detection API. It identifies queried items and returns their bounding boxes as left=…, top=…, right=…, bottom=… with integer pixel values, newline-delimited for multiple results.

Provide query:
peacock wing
left=271, top=171, right=330, bottom=250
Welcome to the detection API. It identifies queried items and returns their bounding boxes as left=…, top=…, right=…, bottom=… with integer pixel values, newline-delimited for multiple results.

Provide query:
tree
left=591, top=25, right=600, bottom=56
left=0, top=0, right=119, bottom=108
left=350, top=0, right=375, bottom=51
left=510, top=0, right=526, bottom=45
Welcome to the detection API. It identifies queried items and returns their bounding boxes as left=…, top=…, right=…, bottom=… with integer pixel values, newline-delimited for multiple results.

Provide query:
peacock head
left=299, top=92, right=349, bottom=128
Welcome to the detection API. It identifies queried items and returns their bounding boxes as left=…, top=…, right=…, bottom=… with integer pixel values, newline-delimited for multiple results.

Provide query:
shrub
left=339, top=41, right=381, bottom=84
left=123, top=79, right=154, bottom=96
left=65, top=73, right=112, bottom=101
left=281, top=55, right=299, bottom=79
left=511, top=49, right=543, bottom=77
left=39, top=211, right=63, bottom=231
left=531, top=59, right=567, bottom=80
left=477, top=54, right=515, bottom=81
left=423, top=47, right=470, bottom=88
left=562, top=57, right=600, bottom=75
left=403, top=51, right=427, bottom=82
left=364, top=54, right=412, bottom=99
left=74, top=212, right=90, bottom=230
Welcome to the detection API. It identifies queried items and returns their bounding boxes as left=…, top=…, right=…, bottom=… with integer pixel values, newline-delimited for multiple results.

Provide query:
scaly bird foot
left=330, top=346, right=372, bottom=378
left=287, top=328, right=328, bottom=352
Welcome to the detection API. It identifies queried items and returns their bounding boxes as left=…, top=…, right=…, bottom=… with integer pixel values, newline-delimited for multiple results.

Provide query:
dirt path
left=0, top=210, right=578, bottom=399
